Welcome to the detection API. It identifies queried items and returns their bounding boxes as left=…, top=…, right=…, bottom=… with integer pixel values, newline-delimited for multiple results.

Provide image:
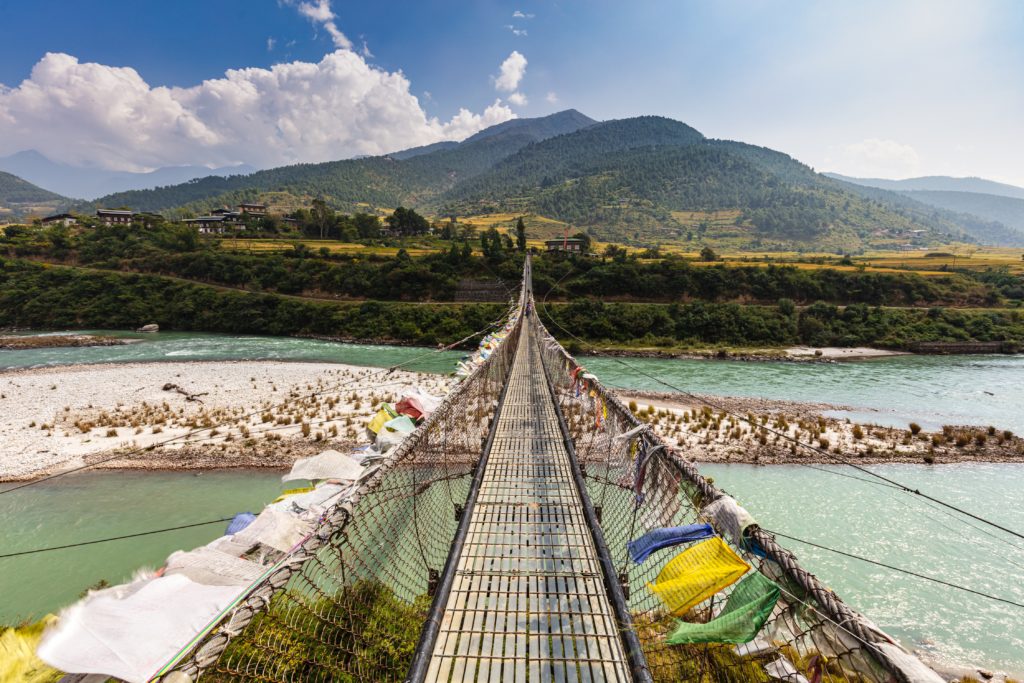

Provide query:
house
left=96, top=209, right=135, bottom=225
left=184, top=215, right=229, bottom=234
left=211, top=208, right=244, bottom=223
left=545, top=238, right=584, bottom=253
left=40, top=213, right=77, bottom=227
left=238, top=203, right=267, bottom=216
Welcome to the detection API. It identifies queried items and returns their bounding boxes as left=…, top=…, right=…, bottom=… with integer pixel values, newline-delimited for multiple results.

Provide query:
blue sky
left=1, top=0, right=1022, bottom=184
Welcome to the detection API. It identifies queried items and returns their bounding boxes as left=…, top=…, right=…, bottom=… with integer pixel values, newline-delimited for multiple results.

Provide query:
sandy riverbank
left=784, top=345, right=911, bottom=360
left=616, top=389, right=1024, bottom=465
left=3, top=360, right=1022, bottom=481
left=0, top=360, right=456, bottom=481
left=590, top=345, right=910, bottom=362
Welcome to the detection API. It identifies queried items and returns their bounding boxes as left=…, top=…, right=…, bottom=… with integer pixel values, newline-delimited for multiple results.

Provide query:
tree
left=310, top=199, right=335, bottom=239
left=515, top=217, right=527, bottom=252
left=700, top=246, right=719, bottom=262
left=386, top=207, right=429, bottom=236
left=352, top=213, right=381, bottom=239
left=572, top=231, right=592, bottom=253
left=481, top=228, right=506, bottom=261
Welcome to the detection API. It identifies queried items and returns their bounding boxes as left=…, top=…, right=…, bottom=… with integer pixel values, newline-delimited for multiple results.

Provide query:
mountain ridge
left=0, top=150, right=258, bottom=200
left=825, top=172, right=1024, bottom=201
left=54, top=111, right=1024, bottom=248
left=0, top=170, right=69, bottom=220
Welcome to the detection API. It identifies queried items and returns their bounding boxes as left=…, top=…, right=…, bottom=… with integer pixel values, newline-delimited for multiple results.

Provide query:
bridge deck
left=425, top=324, right=632, bottom=682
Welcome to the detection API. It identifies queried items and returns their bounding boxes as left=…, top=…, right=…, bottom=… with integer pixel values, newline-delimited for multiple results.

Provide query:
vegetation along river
left=2, top=332, right=1022, bottom=673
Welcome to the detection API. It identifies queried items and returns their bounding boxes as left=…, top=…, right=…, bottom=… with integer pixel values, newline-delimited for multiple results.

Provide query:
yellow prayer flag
left=648, top=537, right=749, bottom=616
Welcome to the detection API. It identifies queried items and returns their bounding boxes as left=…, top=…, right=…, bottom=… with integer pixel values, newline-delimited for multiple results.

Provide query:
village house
left=210, top=208, right=242, bottom=220
left=238, top=202, right=267, bottom=216
left=184, top=215, right=231, bottom=234
left=544, top=237, right=585, bottom=253
left=96, top=209, right=135, bottom=225
left=40, top=213, right=78, bottom=227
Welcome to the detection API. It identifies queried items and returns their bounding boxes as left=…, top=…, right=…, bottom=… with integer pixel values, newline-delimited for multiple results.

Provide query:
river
left=585, top=353, right=1024, bottom=434
left=0, top=330, right=464, bottom=374
left=1, top=331, right=1022, bottom=673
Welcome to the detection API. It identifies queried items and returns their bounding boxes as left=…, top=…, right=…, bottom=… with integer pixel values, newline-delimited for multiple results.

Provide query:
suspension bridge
left=39, top=257, right=949, bottom=683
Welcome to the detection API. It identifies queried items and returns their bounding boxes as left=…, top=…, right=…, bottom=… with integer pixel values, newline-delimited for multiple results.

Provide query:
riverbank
left=4, top=358, right=1022, bottom=482
left=584, top=344, right=911, bottom=362
left=616, top=389, right=1024, bottom=465
left=0, top=333, right=134, bottom=350
left=0, top=360, right=455, bottom=481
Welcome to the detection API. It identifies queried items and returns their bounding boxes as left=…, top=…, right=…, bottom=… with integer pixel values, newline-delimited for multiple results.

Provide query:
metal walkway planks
left=424, top=323, right=633, bottom=683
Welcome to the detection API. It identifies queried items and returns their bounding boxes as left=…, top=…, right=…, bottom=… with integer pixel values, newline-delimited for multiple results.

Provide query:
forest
left=1, top=257, right=1021, bottom=350
left=0, top=219, right=1013, bottom=306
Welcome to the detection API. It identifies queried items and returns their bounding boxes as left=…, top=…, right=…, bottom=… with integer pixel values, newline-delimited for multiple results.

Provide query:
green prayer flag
left=666, top=571, right=781, bottom=645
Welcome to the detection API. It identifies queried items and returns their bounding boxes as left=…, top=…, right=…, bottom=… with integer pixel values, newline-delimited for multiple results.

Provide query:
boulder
left=136, top=323, right=159, bottom=333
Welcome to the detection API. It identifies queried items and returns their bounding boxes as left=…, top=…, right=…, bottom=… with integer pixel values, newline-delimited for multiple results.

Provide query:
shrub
left=851, top=425, right=864, bottom=440
left=909, top=423, right=921, bottom=435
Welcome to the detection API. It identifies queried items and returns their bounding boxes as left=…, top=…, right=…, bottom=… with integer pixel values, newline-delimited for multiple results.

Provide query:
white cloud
left=505, top=25, right=528, bottom=37
left=839, top=138, right=921, bottom=178
left=508, top=92, right=528, bottom=106
left=545, top=91, right=558, bottom=104
left=512, top=10, right=535, bottom=19
left=266, top=37, right=276, bottom=51
left=495, top=51, right=527, bottom=92
left=288, top=0, right=352, bottom=50
left=0, top=51, right=515, bottom=171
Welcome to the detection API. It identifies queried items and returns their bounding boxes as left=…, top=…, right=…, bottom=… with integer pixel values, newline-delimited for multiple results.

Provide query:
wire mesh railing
left=531, top=308, right=941, bottom=683
left=159, top=316, right=524, bottom=682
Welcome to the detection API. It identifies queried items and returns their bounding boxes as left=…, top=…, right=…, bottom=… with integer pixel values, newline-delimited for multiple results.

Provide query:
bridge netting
left=159, top=260, right=937, bottom=683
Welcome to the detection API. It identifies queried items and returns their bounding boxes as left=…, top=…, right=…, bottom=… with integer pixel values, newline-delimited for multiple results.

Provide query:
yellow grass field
left=220, top=239, right=440, bottom=257
left=857, top=247, right=1024, bottom=274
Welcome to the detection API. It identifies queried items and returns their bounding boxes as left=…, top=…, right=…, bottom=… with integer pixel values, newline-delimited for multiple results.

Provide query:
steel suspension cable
left=537, top=263, right=1024, bottom=543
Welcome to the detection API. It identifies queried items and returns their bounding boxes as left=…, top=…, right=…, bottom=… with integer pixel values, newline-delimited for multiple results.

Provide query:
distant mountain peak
left=388, top=109, right=597, bottom=161
left=0, top=151, right=257, bottom=200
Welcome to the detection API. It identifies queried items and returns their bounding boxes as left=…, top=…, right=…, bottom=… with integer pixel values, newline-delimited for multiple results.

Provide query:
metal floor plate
left=426, top=324, right=632, bottom=683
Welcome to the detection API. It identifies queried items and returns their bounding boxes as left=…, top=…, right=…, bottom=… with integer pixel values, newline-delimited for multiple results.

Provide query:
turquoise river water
left=1, top=331, right=1022, bottom=673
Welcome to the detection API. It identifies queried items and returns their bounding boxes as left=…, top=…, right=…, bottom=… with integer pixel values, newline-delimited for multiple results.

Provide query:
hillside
left=0, top=170, right=68, bottom=220
left=81, top=110, right=597, bottom=216
left=437, top=118, right=971, bottom=248
left=73, top=111, right=1016, bottom=250
left=898, top=190, right=1024, bottom=236
left=826, top=173, right=1024, bottom=200
left=828, top=179, right=1024, bottom=247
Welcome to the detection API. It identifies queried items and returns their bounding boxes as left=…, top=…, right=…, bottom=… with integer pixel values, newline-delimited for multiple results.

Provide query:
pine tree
left=515, top=217, right=527, bottom=251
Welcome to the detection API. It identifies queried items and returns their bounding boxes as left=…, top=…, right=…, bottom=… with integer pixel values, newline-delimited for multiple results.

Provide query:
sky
left=0, top=0, right=1022, bottom=185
